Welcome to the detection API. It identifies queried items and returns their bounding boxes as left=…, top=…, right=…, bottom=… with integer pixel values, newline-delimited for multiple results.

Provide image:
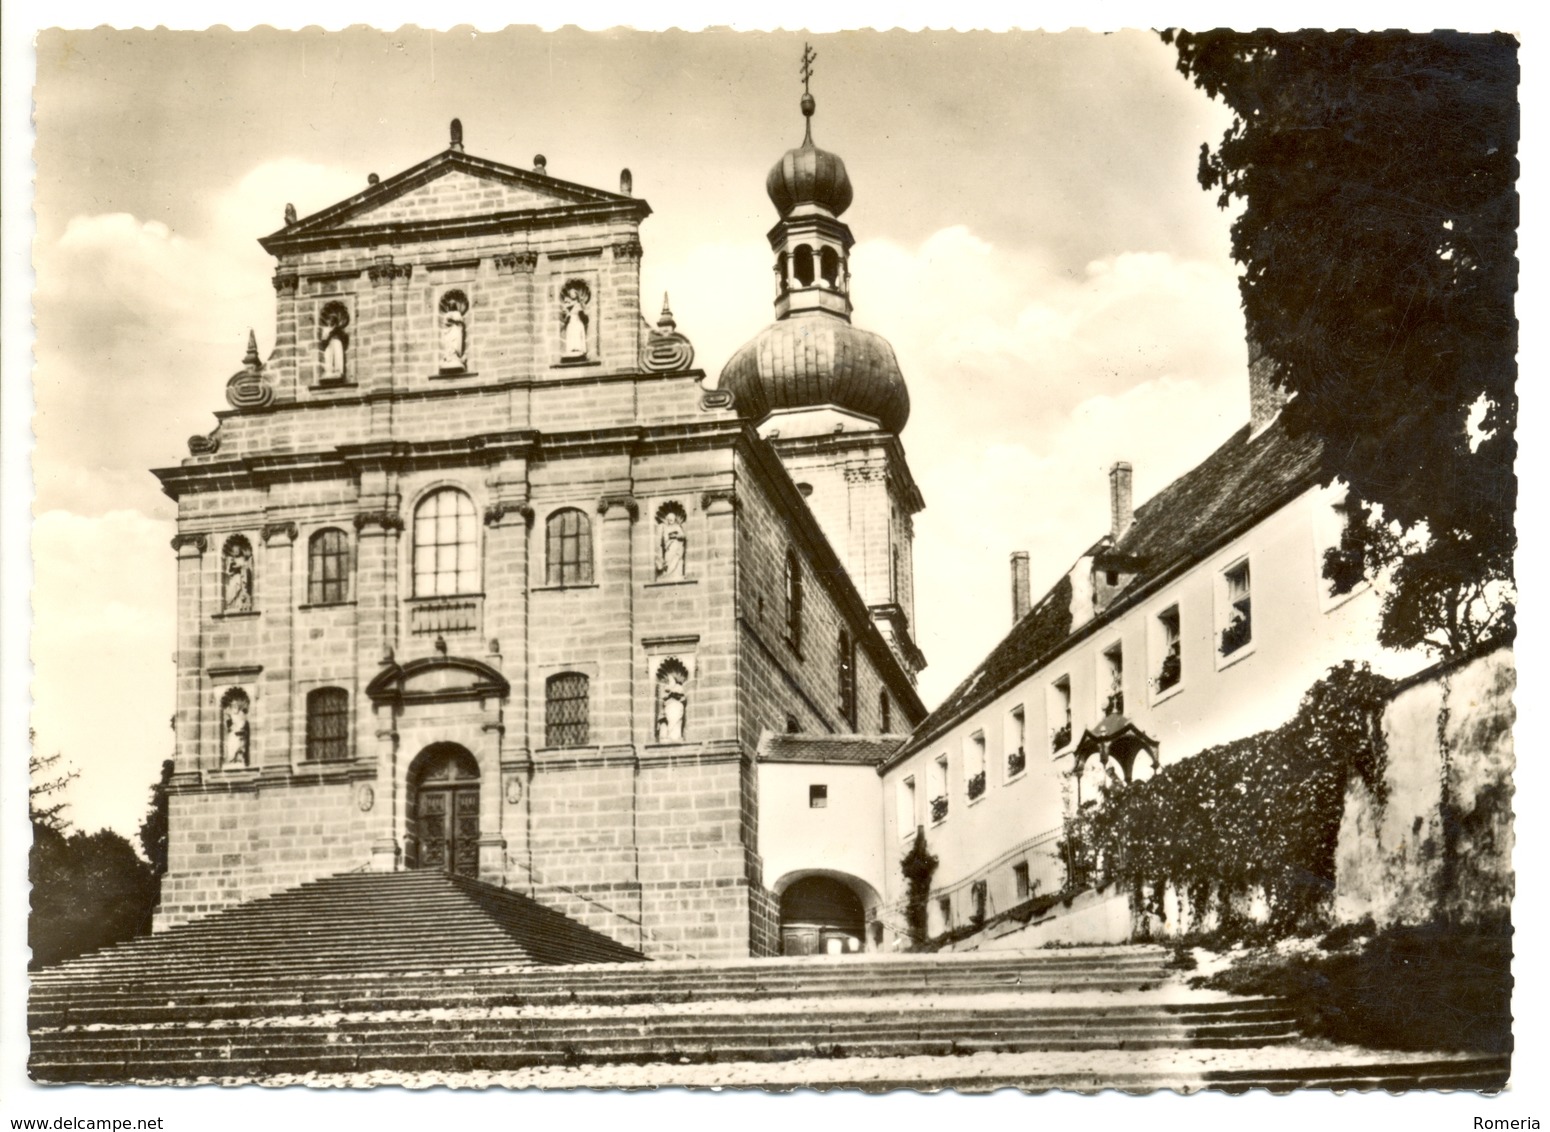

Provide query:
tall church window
left=785, top=550, right=803, bottom=653
left=545, top=672, right=590, bottom=748
left=306, top=687, right=349, bottom=763
left=545, top=508, right=594, bottom=586
left=880, top=691, right=892, bottom=733
left=308, top=528, right=350, bottom=605
left=413, top=488, right=479, bottom=597
left=838, top=630, right=856, bottom=729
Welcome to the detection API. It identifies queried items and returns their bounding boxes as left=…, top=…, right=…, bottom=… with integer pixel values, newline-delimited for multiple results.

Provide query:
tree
left=900, top=828, right=938, bottom=946
left=1164, top=30, right=1518, bottom=655
left=29, top=745, right=77, bottom=833
left=139, top=758, right=174, bottom=876
left=30, top=825, right=158, bottom=968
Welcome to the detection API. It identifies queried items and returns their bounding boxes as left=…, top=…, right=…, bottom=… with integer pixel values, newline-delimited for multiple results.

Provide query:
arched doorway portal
left=406, top=743, right=480, bottom=877
left=779, top=875, right=866, bottom=957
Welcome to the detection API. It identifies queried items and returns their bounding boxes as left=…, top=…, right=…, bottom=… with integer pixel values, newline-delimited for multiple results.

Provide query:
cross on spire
left=800, top=43, right=817, bottom=94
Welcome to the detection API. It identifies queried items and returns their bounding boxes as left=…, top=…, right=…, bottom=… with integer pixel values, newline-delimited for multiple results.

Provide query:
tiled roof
left=900, top=418, right=1323, bottom=758
left=757, top=734, right=908, bottom=765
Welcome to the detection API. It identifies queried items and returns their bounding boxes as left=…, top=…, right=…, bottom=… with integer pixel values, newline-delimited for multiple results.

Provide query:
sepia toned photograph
left=8, top=15, right=1526, bottom=1104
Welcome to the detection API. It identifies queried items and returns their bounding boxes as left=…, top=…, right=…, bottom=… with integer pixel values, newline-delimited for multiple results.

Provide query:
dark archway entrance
left=779, top=876, right=866, bottom=956
left=407, top=743, right=481, bottom=877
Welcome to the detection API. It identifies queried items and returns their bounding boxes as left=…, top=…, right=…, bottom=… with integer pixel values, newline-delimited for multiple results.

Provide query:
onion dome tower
left=720, top=47, right=925, bottom=683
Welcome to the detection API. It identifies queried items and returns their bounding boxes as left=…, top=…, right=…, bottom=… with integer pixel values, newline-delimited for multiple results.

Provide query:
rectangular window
left=545, top=509, right=594, bottom=587
left=971, top=880, right=988, bottom=925
left=966, top=731, right=986, bottom=799
left=938, top=895, right=953, bottom=931
left=809, top=783, right=828, bottom=809
left=1013, top=862, right=1031, bottom=900
left=1007, top=705, right=1027, bottom=778
left=929, top=754, right=949, bottom=822
left=1101, top=643, right=1124, bottom=717
left=1220, top=559, right=1253, bottom=657
left=785, top=551, right=803, bottom=652
left=544, top=672, right=590, bottom=747
left=1050, top=676, right=1072, bottom=753
left=897, top=776, right=917, bottom=837
left=838, top=631, right=857, bottom=729
left=307, top=528, right=350, bottom=605
left=1154, top=605, right=1182, bottom=693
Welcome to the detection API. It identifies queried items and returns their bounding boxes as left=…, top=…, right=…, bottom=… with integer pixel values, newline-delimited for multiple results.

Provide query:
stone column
left=258, top=521, right=298, bottom=769
left=170, top=534, right=209, bottom=776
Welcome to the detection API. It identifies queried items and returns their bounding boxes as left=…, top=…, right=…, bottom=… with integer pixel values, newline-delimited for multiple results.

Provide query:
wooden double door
left=409, top=744, right=481, bottom=878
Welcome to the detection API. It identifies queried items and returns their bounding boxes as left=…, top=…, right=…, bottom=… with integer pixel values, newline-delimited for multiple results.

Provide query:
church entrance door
left=407, top=743, right=481, bottom=878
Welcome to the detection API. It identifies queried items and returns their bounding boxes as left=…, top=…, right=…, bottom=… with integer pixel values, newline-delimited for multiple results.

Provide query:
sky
left=26, top=26, right=1259, bottom=839
left=4, top=3, right=1547, bottom=1124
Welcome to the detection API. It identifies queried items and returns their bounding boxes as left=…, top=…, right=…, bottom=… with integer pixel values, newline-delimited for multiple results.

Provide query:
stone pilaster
left=597, top=494, right=639, bottom=746
left=366, top=258, right=412, bottom=427
left=271, top=271, right=300, bottom=399
left=170, top=534, right=209, bottom=776
left=354, top=507, right=403, bottom=769
left=258, top=521, right=298, bottom=769
left=370, top=703, right=400, bottom=871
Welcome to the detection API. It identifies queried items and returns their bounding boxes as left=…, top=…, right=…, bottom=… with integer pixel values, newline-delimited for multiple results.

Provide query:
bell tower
left=720, top=47, right=927, bottom=685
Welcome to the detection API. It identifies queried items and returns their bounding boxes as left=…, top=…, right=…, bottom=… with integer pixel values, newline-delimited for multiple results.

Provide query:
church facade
left=152, top=104, right=926, bottom=960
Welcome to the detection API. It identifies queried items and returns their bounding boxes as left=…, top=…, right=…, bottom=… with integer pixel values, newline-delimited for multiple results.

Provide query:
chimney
left=1110, top=462, right=1134, bottom=542
left=1248, top=338, right=1290, bottom=433
left=1010, top=551, right=1031, bottom=625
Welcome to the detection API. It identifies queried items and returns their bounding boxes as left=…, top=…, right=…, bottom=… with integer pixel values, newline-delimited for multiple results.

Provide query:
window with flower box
left=966, top=731, right=987, bottom=800
left=1006, top=705, right=1027, bottom=778
left=1050, top=676, right=1073, bottom=753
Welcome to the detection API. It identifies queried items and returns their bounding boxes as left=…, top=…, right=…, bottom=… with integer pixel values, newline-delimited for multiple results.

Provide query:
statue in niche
left=559, top=280, right=591, bottom=358
left=655, top=503, right=687, bottom=580
left=221, top=688, right=251, bottom=768
left=656, top=659, right=689, bottom=743
left=439, top=290, right=469, bottom=372
left=318, top=302, right=349, bottom=380
left=222, top=537, right=254, bottom=613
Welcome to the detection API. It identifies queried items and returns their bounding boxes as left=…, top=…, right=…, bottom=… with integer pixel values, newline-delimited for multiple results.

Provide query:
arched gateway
left=778, top=875, right=867, bottom=956
left=406, top=743, right=481, bottom=877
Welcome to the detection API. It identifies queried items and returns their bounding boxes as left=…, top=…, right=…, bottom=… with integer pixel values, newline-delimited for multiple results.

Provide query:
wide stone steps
left=29, top=869, right=1507, bottom=1091
left=29, top=1006, right=1301, bottom=1082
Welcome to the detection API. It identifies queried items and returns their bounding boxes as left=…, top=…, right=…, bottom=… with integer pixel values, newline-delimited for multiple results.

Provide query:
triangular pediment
left=260, top=150, right=645, bottom=252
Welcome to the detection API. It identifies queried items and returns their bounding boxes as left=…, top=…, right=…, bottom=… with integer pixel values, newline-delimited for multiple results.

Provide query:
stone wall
left=1332, top=646, right=1515, bottom=928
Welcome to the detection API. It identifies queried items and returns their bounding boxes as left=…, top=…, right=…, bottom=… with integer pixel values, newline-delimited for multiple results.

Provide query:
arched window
left=545, top=672, right=590, bottom=748
left=784, top=550, right=803, bottom=652
left=308, top=527, right=350, bottom=605
left=793, top=245, right=815, bottom=287
left=413, top=488, right=478, bottom=597
left=306, top=687, right=349, bottom=763
left=820, top=247, right=840, bottom=288
left=546, top=508, right=593, bottom=586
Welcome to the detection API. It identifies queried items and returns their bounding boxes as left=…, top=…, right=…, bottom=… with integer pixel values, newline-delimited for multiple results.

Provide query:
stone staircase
left=28, top=871, right=1510, bottom=1091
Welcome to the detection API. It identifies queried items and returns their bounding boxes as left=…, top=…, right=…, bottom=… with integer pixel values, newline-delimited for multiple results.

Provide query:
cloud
left=32, top=160, right=366, bottom=518
left=30, top=509, right=176, bottom=838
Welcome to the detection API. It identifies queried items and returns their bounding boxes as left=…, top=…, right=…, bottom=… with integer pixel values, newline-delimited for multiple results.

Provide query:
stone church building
left=153, top=99, right=929, bottom=960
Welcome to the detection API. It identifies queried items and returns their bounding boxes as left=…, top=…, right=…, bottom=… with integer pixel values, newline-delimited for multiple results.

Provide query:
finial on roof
left=799, top=42, right=818, bottom=143
left=367, top=172, right=379, bottom=185
left=243, top=329, right=261, bottom=370
left=450, top=118, right=464, bottom=151
left=533, top=154, right=548, bottom=175
left=658, top=293, right=675, bottom=330
left=620, top=167, right=633, bottom=196
left=283, top=202, right=297, bottom=226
